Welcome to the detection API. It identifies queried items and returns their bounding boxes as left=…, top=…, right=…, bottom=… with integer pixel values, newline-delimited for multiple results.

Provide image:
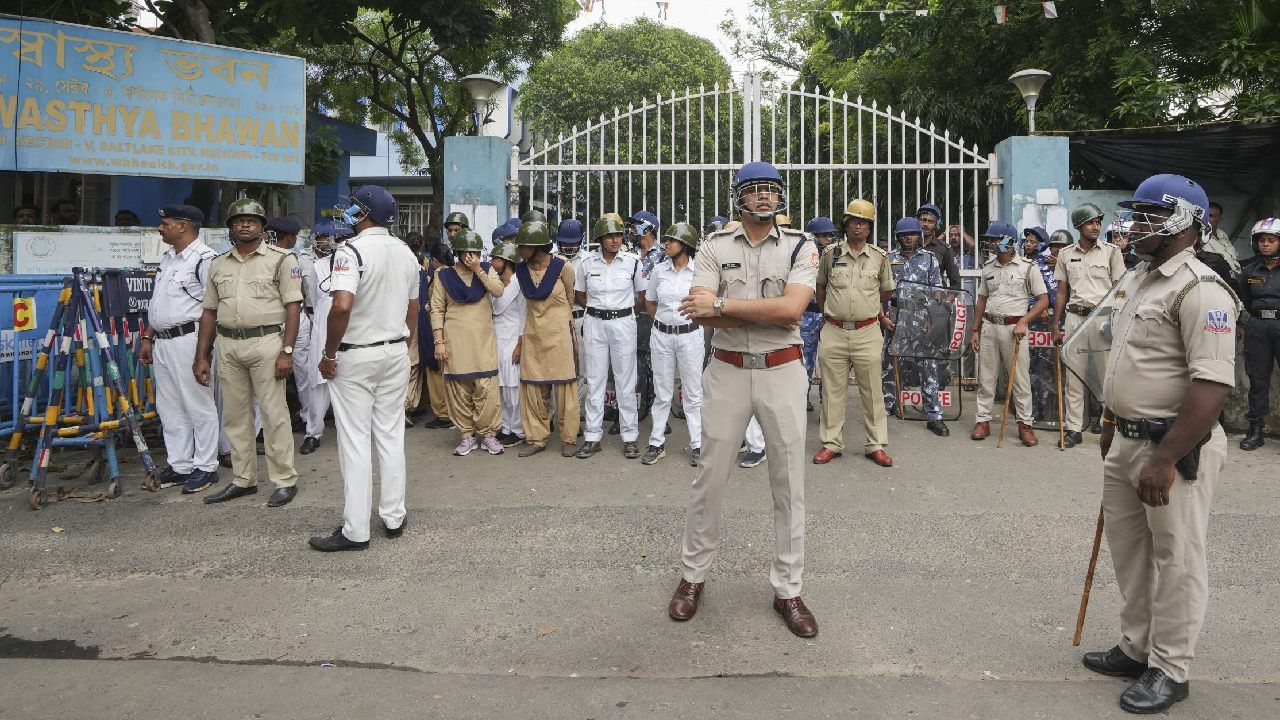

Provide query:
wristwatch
left=281, top=345, right=294, bottom=355
left=713, top=297, right=726, bottom=316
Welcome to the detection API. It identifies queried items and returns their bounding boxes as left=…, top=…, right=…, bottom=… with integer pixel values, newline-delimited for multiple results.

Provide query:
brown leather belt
left=713, top=345, right=802, bottom=369
left=983, top=313, right=1024, bottom=325
left=823, top=314, right=879, bottom=330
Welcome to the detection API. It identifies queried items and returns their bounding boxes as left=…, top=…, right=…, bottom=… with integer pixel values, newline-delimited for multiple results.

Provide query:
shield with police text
left=887, top=281, right=972, bottom=361
left=1061, top=269, right=1136, bottom=400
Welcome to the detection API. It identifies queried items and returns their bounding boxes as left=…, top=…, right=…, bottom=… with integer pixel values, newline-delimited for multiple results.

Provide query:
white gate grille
left=517, top=73, right=996, bottom=270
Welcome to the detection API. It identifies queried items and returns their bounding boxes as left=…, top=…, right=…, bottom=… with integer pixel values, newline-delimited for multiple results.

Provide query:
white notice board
left=14, top=227, right=234, bottom=274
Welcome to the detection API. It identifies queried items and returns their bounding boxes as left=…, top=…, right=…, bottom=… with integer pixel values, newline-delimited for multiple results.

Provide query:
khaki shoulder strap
left=1170, top=273, right=1243, bottom=319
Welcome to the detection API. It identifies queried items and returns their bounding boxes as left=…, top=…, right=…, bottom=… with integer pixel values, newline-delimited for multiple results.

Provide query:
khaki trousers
left=817, top=322, right=888, bottom=453
left=974, top=322, right=1032, bottom=423
left=215, top=333, right=298, bottom=489
left=1102, top=427, right=1223, bottom=683
left=520, top=381, right=580, bottom=447
left=425, top=367, right=449, bottom=420
left=1062, top=312, right=1099, bottom=432
left=404, top=340, right=425, bottom=414
left=445, top=375, right=501, bottom=438
left=681, top=357, right=807, bottom=598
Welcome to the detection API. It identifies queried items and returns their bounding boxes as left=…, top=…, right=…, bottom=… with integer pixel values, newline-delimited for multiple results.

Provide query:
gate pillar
left=442, top=135, right=514, bottom=253
left=993, top=135, right=1070, bottom=234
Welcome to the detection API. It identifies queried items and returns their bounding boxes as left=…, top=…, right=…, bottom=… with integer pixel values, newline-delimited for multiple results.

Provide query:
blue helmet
left=625, top=210, right=660, bottom=237
left=506, top=216, right=524, bottom=228
left=894, top=217, right=922, bottom=236
left=342, top=185, right=397, bottom=226
left=1023, top=226, right=1049, bottom=254
left=732, top=161, right=787, bottom=222
left=495, top=221, right=519, bottom=241
left=312, top=219, right=334, bottom=237
left=805, top=216, right=837, bottom=236
left=705, top=215, right=729, bottom=234
left=1117, top=173, right=1209, bottom=238
left=916, top=203, right=943, bottom=220
left=981, top=221, right=1019, bottom=254
left=556, top=219, right=585, bottom=245
left=331, top=222, right=354, bottom=241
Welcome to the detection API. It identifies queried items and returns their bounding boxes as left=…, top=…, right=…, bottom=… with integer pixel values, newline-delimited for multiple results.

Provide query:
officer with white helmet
left=1238, top=217, right=1280, bottom=451
left=309, top=185, right=419, bottom=551
left=574, top=215, right=646, bottom=459
left=1083, top=174, right=1240, bottom=714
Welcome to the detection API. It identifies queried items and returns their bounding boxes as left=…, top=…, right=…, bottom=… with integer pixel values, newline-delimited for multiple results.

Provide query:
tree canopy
left=519, top=18, right=734, bottom=136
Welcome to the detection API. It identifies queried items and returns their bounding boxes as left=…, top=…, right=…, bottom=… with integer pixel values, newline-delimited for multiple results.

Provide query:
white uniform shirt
left=491, top=278, right=527, bottom=387
left=574, top=249, right=644, bottom=311
left=295, top=249, right=316, bottom=309
left=645, top=258, right=695, bottom=326
left=569, top=252, right=589, bottom=310
left=328, top=227, right=419, bottom=345
left=148, top=239, right=217, bottom=330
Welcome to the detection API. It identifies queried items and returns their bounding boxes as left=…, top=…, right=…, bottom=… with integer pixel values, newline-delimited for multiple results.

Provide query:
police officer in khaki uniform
left=668, top=161, right=819, bottom=638
left=970, top=222, right=1049, bottom=446
left=1052, top=203, right=1127, bottom=447
left=194, top=198, right=303, bottom=507
left=814, top=199, right=895, bottom=467
left=1083, top=174, right=1239, bottom=715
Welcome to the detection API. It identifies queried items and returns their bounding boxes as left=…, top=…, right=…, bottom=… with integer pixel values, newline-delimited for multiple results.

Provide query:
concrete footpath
left=2, top=391, right=1277, bottom=719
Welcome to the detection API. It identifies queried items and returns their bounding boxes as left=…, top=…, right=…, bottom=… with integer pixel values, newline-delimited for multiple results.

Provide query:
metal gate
left=516, top=73, right=997, bottom=268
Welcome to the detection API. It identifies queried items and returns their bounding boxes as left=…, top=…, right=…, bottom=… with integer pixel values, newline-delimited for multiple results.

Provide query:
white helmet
left=1252, top=217, right=1280, bottom=258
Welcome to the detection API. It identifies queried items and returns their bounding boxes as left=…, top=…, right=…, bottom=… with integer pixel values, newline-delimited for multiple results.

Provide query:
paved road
left=2, top=390, right=1277, bottom=719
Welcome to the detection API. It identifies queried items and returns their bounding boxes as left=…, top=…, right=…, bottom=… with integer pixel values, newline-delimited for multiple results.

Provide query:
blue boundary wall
left=442, top=136, right=514, bottom=254
left=994, top=135, right=1071, bottom=236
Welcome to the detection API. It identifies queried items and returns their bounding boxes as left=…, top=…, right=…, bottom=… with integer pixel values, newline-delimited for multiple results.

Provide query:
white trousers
left=153, top=332, right=219, bottom=473
left=329, top=344, right=410, bottom=543
left=306, top=383, right=331, bottom=440
left=649, top=328, right=704, bottom=448
left=745, top=416, right=765, bottom=453
left=292, top=316, right=323, bottom=437
left=583, top=314, right=639, bottom=442
left=500, top=385, right=524, bottom=437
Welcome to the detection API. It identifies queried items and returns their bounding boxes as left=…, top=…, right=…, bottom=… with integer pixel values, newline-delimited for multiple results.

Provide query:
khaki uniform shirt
left=520, top=261, right=578, bottom=384
left=1103, top=248, right=1239, bottom=420
left=978, top=255, right=1048, bottom=317
left=1205, top=228, right=1242, bottom=275
left=1054, top=241, right=1126, bottom=306
left=692, top=225, right=817, bottom=354
left=203, top=241, right=303, bottom=329
left=429, top=265, right=504, bottom=377
left=817, top=241, right=894, bottom=321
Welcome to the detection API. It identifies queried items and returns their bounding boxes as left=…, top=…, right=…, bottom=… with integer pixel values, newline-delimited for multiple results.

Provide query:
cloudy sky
left=566, top=0, right=755, bottom=74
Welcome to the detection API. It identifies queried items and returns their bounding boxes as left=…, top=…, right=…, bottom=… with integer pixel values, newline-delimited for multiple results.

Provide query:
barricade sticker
left=13, top=297, right=35, bottom=331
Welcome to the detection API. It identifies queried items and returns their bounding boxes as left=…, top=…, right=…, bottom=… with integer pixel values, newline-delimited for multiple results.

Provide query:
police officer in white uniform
left=304, top=219, right=354, bottom=448
left=489, top=241, right=527, bottom=446
left=574, top=215, right=646, bottom=459
left=309, top=186, right=419, bottom=552
left=267, top=217, right=323, bottom=451
left=140, top=204, right=220, bottom=493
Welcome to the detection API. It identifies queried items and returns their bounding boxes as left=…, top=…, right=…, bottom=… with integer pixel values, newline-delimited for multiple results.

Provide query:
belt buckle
left=1262, top=310, right=1278, bottom=319
left=990, top=313, right=1004, bottom=323
left=740, top=352, right=766, bottom=369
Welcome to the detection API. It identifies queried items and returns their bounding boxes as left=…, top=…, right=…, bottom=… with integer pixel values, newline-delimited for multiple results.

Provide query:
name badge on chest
left=721, top=262, right=742, bottom=270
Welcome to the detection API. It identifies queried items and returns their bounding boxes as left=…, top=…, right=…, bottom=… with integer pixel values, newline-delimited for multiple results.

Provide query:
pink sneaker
left=452, top=436, right=478, bottom=456
left=480, top=436, right=504, bottom=455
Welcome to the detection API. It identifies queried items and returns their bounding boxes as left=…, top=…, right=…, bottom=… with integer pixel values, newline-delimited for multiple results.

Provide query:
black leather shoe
left=1239, top=422, right=1265, bottom=451
left=267, top=485, right=297, bottom=507
left=383, top=516, right=407, bottom=539
left=1083, top=645, right=1147, bottom=678
left=1090, top=419, right=1103, bottom=434
left=1064, top=431, right=1084, bottom=448
left=309, top=528, right=368, bottom=552
left=1119, top=667, right=1189, bottom=714
left=203, top=482, right=257, bottom=504
left=218, top=453, right=232, bottom=469
left=299, top=436, right=321, bottom=455
left=926, top=420, right=949, bottom=437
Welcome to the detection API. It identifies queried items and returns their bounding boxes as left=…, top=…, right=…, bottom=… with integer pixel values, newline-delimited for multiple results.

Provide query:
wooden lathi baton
left=996, top=336, right=1022, bottom=448
left=892, top=357, right=905, bottom=419
left=1055, top=345, right=1066, bottom=450
left=1073, top=504, right=1105, bottom=646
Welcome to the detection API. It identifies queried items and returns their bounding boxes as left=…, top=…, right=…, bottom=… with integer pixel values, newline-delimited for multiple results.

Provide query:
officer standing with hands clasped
left=1052, top=203, right=1126, bottom=448
left=1083, top=174, right=1240, bottom=714
left=970, top=222, right=1049, bottom=446
left=668, top=161, right=819, bottom=638
left=140, top=204, right=220, bottom=494
left=1237, top=217, right=1280, bottom=451
left=194, top=199, right=303, bottom=507
left=309, top=186, right=419, bottom=552
left=814, top=198, right=895, bottom=467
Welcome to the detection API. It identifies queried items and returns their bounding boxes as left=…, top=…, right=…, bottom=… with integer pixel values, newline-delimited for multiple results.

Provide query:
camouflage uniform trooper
left=1023, top=226, right=1058, bottom=423
left=881, top=217, right=949, bottom=436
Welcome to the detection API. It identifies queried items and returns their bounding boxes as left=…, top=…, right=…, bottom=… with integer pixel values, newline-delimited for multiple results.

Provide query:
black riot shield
left=885, top=282, right=972, bottom=422
left=1026, top=319, right=1064, bottom=431
left=1061, top=270, right=1135, bottom=401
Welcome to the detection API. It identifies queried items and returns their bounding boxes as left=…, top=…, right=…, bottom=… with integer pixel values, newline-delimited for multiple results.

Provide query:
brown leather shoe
left=1018, top=422, right=1038, bottom=446
left=812, top=447, right=841, bottom=464
left=970, top=421, right=990, bottom=440
left=668, top=579, right=704, bottom=621
left=773, top=596, right=818, bottom=638
left=864, top=449, right=893, bottom=467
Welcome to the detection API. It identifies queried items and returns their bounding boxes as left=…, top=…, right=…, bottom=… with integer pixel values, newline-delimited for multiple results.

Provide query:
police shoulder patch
left=289, top=266, right=302, bottom=280
left=1204, top=309, right=1232, bottom=334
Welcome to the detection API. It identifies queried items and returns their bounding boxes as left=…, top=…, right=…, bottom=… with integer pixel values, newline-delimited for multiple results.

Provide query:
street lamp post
left=1008, top=69, right=1052, bottom=134
left=460, top=74, right=504, bottom=137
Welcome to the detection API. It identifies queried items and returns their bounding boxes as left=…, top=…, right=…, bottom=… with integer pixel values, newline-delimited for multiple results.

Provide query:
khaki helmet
left=444, top=211, right=470, bottom=229
left=225, top=198, right=267, bottom=228
left=513, top=219, right=551, bottom=247
left=1048, top=229, right=1074, bottom=247
left=1071, top=203, right=1104, bottom=228
left=662, top=222, right=700, bottom=251
left=452, top=229, right=484, bottom=253
left=603, top=211, right=625, bottom=225
left=775, top=214, right=792, bottom=228
left=840, top=198, right=876, bottom=227
left=522, top=209, right=547, bottom=223
left=491, top=241, right=521, bottom=264
left=593, top=215, right=626, bottom=241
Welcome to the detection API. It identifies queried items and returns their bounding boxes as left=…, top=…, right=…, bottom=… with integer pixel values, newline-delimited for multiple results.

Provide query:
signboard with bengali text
left=0, top=15, right=305, bottom=183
